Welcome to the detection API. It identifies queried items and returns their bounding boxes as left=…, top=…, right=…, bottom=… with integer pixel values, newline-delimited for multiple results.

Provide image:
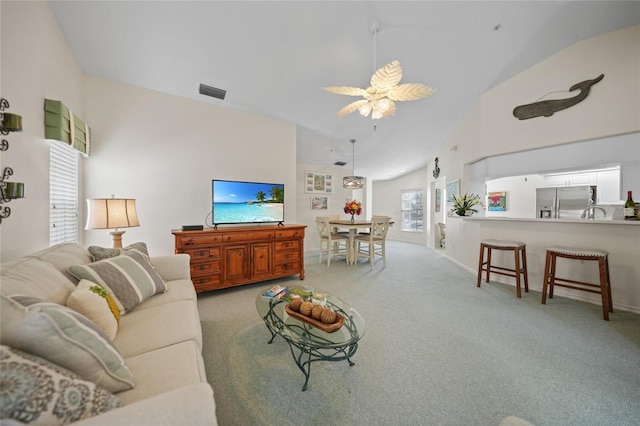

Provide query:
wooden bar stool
left=541, top=247, right=612, bottom=320
left=477, top=240, right=529, bottom=298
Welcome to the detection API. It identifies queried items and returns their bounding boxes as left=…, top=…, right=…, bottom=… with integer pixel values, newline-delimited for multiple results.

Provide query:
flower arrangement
left=344, top=200, right=362, bottom=221
left=450, top=192, right=483, bottom=216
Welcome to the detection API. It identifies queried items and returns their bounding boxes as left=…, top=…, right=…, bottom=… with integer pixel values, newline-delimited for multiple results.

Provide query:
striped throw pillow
left=69, top=249, right=168, bottom=314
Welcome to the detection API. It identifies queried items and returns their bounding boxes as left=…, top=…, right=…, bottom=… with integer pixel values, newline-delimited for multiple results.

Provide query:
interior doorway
left=430, top=177, right=446, bottom=250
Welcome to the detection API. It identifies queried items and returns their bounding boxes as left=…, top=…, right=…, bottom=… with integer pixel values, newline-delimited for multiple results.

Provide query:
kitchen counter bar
left=444, top=215, right=640, bottom=314
left=456, top=216, right=640, bottom=225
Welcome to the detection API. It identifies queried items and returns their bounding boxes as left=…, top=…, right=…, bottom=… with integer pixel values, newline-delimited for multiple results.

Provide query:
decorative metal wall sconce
left=1, top=98, right=24, bottom=223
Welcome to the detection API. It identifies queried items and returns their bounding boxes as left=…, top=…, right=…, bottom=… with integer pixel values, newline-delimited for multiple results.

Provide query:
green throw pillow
left=0, top=345, right=122, bottom=425
left=0, top=295, right=135, bottom=393
left=68, top=249, right=167, bottom=314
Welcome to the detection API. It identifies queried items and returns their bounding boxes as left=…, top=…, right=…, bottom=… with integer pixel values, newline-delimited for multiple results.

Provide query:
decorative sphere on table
left=289, top=298, right=303, bottom=312
left=320, top=308, right=337, bottom=324
left=299, top=301, right=313, bottom=317
left=311, top=304, right=324, bottom=320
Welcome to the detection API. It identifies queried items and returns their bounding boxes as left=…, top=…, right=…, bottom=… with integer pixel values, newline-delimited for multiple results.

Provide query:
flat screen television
left=212, top=179, right=284, bottom=226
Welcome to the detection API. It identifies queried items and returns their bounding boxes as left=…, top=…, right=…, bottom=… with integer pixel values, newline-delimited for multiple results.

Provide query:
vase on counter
left=350, top=213, right=355, bottom=223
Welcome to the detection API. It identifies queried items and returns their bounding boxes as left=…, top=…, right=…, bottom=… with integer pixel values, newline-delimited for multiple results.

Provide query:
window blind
left=50, top=141, right=79, bottom=245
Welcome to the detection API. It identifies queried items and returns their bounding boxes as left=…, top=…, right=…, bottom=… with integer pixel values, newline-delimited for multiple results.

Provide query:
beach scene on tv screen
left=213, top=181, right=284, bottom=223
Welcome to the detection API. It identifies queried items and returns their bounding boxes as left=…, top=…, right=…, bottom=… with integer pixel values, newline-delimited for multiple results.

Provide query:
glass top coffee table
left=255, top=286, right=365, bottom=391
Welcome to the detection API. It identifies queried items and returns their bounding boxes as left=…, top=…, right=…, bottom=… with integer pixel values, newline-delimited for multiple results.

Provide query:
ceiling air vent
left=199, top=83, right=227, bottom=100
left=334, top=161, right=347, bottom=166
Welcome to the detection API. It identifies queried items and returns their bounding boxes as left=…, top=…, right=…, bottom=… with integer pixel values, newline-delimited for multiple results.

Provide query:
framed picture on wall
left=311, top=196, right=328, bottom=210
left=435, top=188, right=442, bottom=212
left=305, top=171, right=333, bottom=194
left=446, top=179, right=460, bottom=202
left=488, top=191, right=507, bottom=211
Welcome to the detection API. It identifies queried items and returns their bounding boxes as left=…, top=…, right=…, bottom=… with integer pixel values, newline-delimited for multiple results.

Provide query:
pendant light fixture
left=343, top=139, right=364, bottom=189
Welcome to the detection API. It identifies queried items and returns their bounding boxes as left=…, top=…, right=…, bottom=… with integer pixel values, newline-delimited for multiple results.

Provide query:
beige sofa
left=0, top=243, right=217, bottom=425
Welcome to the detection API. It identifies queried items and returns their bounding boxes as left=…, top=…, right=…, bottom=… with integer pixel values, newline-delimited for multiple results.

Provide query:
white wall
left=83, top=77, right=297, bottom=255
left=372, top=167, right=429, bottom=245
left=0, top=1, right=298, bottom=260
left=479, top=25, right=640, bottom=160
left=375, top=24, right=640, bottom=311
left=1, top=1, right=85, bottom=260
left=485, top=175, right=545, bottom=218
left=296, top=162, right=363, bottom=255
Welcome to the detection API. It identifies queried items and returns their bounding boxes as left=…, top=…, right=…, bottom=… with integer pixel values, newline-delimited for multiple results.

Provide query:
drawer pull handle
left=199, top=265, right=206, bottom=270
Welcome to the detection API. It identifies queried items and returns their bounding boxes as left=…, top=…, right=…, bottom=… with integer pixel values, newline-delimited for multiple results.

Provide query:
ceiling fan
left=324, top=59, right=434, bottom=120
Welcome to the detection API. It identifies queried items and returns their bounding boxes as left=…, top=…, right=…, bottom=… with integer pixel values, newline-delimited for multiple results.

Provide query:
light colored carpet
left=197, top=241, right=640, bottom=426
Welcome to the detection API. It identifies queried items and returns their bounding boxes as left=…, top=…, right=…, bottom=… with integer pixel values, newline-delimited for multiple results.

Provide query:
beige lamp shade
left=86, top=198, right=140, bottom=248
left=86, top=198, right=140, bottom=229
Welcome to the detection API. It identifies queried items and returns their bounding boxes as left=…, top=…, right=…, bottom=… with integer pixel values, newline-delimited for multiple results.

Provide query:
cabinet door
left=223, top=245, right=249, bottom=282
left=252, top=243, right=272, bottom=277
left=544, top=175, right=567, bottom=187
left=568, top=172, right=596, bottom=186
left=545, top=172, right=596, bottom=187
left=597, top=170, right=622, bottom=204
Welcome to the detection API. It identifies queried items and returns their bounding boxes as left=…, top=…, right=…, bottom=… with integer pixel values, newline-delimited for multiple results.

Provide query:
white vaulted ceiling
left=48, top=1, right=639, bottom=181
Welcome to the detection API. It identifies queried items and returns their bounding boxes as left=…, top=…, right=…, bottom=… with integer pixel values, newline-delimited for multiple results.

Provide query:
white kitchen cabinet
left=544, top=172, right=596, bottom=187
left=596, top=169, right=623, bottom=204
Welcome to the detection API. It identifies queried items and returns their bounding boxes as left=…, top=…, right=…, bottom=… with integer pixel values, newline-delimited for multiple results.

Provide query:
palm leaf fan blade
left=387, top=83, right=434, bottom=101
left=337, top=99, right=370, bottom=117
left=323, top=86, right=366, bottom=96
left=370, top=60, right=403, bottom=89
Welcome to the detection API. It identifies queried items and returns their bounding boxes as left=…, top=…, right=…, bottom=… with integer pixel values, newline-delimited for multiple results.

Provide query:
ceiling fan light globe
left=359, top=103, right=372, bottom=116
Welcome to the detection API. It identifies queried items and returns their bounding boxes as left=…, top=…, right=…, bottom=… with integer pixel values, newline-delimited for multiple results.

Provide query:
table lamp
left=86, top=196, right=140, bottom=248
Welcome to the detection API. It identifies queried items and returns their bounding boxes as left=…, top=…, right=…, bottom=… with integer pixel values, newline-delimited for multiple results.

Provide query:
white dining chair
left=326, top=214, right=348, bottom=235
left=438, top=222, right=446, bottom=248
left=316, top=216, right=349, bottom=266
left=354, top=216, right=390, bottom=269
left=358, top=215, right=388, bottom=235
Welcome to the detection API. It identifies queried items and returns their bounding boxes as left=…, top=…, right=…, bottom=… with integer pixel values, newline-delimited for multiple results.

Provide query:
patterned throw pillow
left=66, top=280, right=120, bottom=340
left=0, top=295, right=135, bottom=393
left=88, top=242, right=149, bottom=262
left=69, top=249, right=168, bottom=314
left=0, top=345, right=122, bottom=425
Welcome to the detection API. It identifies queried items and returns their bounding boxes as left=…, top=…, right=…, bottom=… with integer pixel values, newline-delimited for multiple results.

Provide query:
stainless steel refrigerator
left=536, top=186, right=597, bottom=219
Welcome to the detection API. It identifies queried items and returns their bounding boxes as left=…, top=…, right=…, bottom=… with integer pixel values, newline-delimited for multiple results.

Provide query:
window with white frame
left=401, top=189, right=423, bottom=231
left=50, top=141, right=79, bottom=245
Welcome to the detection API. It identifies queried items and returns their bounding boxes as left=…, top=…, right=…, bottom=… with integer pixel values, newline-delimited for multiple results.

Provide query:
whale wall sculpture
left=513, top=74, right=604, bottom=120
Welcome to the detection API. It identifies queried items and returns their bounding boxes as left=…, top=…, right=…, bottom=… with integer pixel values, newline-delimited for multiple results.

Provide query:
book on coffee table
left=261, top=285, right=289, bottom=299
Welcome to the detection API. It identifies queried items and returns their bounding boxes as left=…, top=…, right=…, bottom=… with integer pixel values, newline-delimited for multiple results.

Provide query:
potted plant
left=450, top=193, right=483, bottom=216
